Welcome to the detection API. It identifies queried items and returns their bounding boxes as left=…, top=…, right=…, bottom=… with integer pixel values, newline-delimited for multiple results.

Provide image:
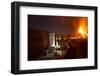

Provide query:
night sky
left=28, top=15, right=88, bottom=35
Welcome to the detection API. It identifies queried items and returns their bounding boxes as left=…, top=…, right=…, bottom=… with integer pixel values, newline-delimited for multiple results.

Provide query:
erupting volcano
left=78, top=25, right=87, bottom=38
left=70, top=18, right=88, bottom=39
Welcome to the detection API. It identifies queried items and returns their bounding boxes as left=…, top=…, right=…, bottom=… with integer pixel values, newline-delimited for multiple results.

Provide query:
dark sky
left=28, top=15, right=88, bottom=35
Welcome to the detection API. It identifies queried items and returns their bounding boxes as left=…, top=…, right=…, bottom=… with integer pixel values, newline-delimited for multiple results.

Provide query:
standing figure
left=64, top=40, right=78, bottom=59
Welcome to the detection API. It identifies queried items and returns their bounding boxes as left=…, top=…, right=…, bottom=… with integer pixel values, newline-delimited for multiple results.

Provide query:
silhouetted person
left=64, top=40, right=78, bottom=59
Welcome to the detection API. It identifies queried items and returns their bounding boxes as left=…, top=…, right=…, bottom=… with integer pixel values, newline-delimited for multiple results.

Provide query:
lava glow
left=78, top=25, right=87, bottom=38
left=78, top=25, right=87, bottom=35
left=70, top=18, right=88, bottom=39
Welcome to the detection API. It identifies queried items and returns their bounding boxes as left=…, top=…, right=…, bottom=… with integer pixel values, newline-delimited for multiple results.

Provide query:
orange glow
left=70, top=18, right=88, bottom=39
left=78, top=18, right=88, bottom=38
left=78, top=26, right=87, bottom=38
left=78, top=26, right=84, bottom=34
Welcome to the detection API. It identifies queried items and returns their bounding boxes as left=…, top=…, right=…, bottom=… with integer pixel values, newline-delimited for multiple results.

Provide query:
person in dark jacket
left=64, top=40, right=78, bottom=59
